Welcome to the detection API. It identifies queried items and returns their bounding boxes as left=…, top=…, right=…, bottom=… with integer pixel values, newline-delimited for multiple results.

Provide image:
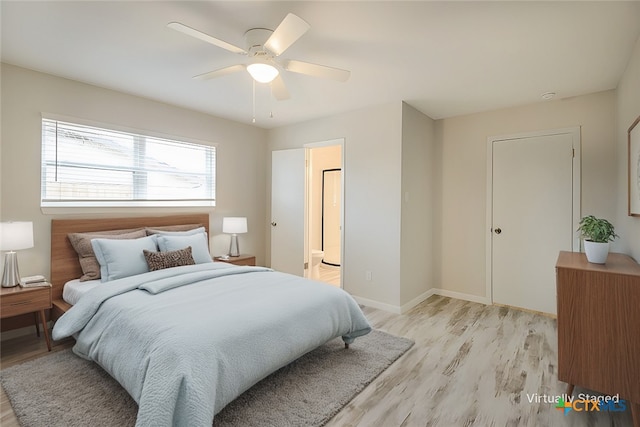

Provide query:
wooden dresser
left=556, top=251, right=640, bottom=426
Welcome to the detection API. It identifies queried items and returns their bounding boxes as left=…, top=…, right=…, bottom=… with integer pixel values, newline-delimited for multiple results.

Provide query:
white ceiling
left=2, top=1, right=640, bottom=129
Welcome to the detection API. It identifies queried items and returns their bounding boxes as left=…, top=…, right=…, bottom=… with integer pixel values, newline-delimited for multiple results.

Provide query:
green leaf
left=577, top=215, right=618, bottom=243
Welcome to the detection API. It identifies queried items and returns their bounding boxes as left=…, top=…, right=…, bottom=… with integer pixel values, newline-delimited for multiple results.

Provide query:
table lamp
left=222, top=217, right=247, bottom=257
left=1, top=221, right=34, bottom=287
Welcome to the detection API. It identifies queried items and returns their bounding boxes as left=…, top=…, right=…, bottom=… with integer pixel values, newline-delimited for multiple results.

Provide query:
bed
left=50, top=214, right=214, bottom=320
left=49, top=214, right=371, bottom=427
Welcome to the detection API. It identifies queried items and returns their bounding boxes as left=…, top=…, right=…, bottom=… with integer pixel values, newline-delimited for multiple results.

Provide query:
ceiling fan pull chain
left=270, top=86, right=274, bottom=119
left=252, top=79, right=256, bottom=124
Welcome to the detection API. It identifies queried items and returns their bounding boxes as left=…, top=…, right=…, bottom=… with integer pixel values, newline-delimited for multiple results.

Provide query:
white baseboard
left=399, top=289, right=436, bottom=313
left=431, top=288, right=491, bottom=305
left=354, top=288, right=490, bottom=315
left=351, top=296, right=403, bottom=314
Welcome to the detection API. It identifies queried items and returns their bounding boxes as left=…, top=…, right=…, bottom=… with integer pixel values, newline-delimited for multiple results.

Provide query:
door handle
left=494, top=228, right=502, bottom=234
left=271, top=222, right=277, bottom=227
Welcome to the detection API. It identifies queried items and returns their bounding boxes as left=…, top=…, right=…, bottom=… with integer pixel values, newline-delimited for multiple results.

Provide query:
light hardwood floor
left=318, top=263, right=341, bottom=287
left=327, top=296, right=632, bottom=427
left=1, top=296, right=633, bottom=426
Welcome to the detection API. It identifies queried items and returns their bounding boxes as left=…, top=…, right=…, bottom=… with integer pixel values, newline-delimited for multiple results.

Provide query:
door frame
left=304, top=138, right=345, bottom=286
left=485, top=127, right=581, bottom=304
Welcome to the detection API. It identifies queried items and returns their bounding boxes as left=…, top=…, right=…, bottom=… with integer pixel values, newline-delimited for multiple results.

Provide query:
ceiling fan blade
left=283, top=60, right=350, bottom=82
left=168, top=22, right=246, bottom=55
left=271, top=75, right=291, bottom=100
left=193, top=64, right=246, bottom=80
left=264, top=13, right=310, bottom=56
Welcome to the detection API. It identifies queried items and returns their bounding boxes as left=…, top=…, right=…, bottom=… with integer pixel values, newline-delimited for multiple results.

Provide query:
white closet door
left=491, top=131, right=577, bottom=314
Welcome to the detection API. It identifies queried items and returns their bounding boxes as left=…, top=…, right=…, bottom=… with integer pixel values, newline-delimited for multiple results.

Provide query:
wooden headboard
left=50, top=214, right=210, bottom=302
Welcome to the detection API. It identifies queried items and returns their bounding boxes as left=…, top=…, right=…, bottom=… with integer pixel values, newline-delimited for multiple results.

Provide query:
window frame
left=40, top=114, right=217, bottom=209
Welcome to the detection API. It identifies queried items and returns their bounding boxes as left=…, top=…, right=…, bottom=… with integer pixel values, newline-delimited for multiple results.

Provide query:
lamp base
left=228, top=234, right=240, bottom=257
left=2, top=251, right=21, bottom=288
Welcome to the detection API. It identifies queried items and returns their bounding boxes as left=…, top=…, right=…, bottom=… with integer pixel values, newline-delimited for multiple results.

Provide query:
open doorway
left=306, top=140, right=343, bottom=287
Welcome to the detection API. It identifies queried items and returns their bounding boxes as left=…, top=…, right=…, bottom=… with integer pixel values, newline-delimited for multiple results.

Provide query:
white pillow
left=146, top=226, right=206, bottom=236
left=91, top=235, right=158, bottom=282
left=156, top=233, right=212, bottom=264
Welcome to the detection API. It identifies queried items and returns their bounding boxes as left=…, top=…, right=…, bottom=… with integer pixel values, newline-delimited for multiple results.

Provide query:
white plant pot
left=583, top=240, right=610, bottom=264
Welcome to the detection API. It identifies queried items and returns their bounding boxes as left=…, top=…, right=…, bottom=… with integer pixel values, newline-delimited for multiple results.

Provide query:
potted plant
left=577, top=215, right=618, bottom=264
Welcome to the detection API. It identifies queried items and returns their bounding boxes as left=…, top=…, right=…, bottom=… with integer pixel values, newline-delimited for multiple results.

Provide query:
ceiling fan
left=168, top=13, right=350, bottom=100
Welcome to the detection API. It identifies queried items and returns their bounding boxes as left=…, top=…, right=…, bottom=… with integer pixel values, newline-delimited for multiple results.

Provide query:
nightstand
left=214, top=254, right=256, bottom=266
left=1, top=285, right=52, bottom=351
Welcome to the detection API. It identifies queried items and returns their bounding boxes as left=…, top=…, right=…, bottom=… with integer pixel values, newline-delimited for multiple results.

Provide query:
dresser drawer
left=1, top=287, right=52, bottom=318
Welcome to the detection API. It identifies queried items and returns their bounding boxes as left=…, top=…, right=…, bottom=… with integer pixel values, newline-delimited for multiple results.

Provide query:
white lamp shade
left=246, top=63, right=279, bottom=84
left=222, top=217, right=248, bottom=234
left=0, top=222, right=34, bottom=251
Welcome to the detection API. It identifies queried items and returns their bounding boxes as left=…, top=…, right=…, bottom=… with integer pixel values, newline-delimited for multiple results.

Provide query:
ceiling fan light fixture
left=247, top=63, right=279, bottom=84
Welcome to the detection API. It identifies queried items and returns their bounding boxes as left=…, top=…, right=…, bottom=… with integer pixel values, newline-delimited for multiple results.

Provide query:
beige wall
left=436, top=90, right=617, bottom=298
left=0, top=64, right=268, bottom=280
left=2, top=45, right=635, bottom=316
left=268, top=102, right=437, bottom=312
left=615, top=35, right=640, bottom=260
left=268, top=102, right=404, bottom=310
left=400, top=102, right=436, bottom=306
left=0, top=65, right=2, bottom=222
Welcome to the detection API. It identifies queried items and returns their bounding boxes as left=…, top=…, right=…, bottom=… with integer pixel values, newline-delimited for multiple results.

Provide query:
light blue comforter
left=52, top=263, right=371, bottom=427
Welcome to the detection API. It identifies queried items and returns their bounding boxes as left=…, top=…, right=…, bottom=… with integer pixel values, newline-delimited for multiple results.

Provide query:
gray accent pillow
left=68, top=228, right=146, bottom=281
left=143, top=246, right=195, bottom=271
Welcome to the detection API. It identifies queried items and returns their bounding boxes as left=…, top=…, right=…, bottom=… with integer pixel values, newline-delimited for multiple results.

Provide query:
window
left=41, top=118, right=216, bottom=207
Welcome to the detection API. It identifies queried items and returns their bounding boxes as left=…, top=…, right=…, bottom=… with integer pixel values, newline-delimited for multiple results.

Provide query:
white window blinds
left=41, top=118, right=216, bottom=207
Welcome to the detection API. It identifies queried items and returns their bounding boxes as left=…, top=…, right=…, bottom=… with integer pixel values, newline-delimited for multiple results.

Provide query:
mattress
left=62, top=278, right=100, bottom=305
